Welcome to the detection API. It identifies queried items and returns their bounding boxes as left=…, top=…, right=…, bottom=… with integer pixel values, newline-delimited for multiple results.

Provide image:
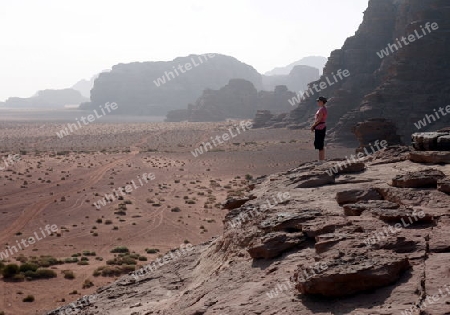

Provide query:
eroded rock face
left=264, top=0, right=450, bottom=145
left=352, top=119, right=402, bottom=153
left=391, top=169, right=445, bottom=188
left=292, top=250, right=411, bottom=297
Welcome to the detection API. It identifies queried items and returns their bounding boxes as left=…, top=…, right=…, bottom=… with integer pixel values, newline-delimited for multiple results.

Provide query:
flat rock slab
left=370, top=208, right=433, bottom=223
left=317, top=161, right=366, bottom=176
left=247, top=232, right=306, bottom=259
left=292, top=171, right=335, bottom=188
left=335, top=188, right=383, bottom=205
left=293, top=250, right=411, bottom=297
left=391, top=169, right=445, bottom=188
left=343, top=200, right=400, bottom=216
left=409, top=151, right=450, bottom=164
left=259, top=210, right=322, bottom=232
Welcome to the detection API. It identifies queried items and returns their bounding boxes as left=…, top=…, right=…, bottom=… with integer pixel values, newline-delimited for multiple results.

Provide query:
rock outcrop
left=261, top=0, right=450, bottom=145
left=166, top=80, right=297, bottom=122
left=46, top=146, right=450, bottom=314
left=82, top=54, right=263, bottom=116
left=412, top=131, right=450, bottom=151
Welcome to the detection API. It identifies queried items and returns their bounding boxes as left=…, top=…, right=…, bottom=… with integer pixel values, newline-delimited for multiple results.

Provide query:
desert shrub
left=77, top=261, right=89, bottom=266
left=22, top=295, right=35, bottom=302
left=29, top=255, right=61, bottom=267
left=19, top=263, right=38, bottom=273
left=12, top=273, right=25, bottom=282
left=145, top=248, right=160, bottom=254
left=110, top=246, right=129, bottom=254
left=82, top=279, right=94, bottom=289
left=62, top=270, right=75, bottom=279
left=64, top=257, right=78, bottom=263
left=2, top=264, right=19, bottom=279
left=25, top=269, right=57, bottom=280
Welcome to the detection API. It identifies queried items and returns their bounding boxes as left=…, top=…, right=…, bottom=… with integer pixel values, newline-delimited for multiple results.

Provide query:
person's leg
left=318, top=128, right=326, bottom=161
left=319, top=149, right=325, bottom=161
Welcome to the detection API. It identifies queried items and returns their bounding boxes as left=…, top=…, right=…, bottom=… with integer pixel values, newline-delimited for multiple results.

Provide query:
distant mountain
left=2, top=89, right=88, bottom=109
left=265, top=56, right=327, bottom=76
left=262, top=65, right=320, bottom=93
left=81, top=54, right=262, bottom=115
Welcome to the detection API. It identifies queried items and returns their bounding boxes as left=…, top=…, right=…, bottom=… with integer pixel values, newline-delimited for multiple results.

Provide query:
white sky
left=0, top=0, right=369, bottom=101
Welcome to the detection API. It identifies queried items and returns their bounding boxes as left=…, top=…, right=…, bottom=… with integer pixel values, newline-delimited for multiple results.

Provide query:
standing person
left=310, top=96, right=328, bottom=163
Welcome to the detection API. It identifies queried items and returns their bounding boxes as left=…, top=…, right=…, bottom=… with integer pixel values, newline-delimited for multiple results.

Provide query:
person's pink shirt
left=315, top=106, right=328, bottom=130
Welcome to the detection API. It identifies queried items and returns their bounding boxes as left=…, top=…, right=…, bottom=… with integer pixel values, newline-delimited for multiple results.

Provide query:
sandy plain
left=0, top=113, right=353, bottom=314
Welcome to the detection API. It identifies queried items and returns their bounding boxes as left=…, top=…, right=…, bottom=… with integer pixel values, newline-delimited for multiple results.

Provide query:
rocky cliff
left=165, top=80, right=297, bottom=122
left=80, top=54, right=263, bottom=116
left=46, top=145, right=450, bottom=315
left=272, top=0, right=450, bottom=145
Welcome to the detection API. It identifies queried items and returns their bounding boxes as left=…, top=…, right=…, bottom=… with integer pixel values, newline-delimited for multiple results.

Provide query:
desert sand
left=0, top=117, right=353, bottom=314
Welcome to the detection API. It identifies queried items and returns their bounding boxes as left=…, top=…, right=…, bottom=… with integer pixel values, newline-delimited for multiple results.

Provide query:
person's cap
left=316, top=96, right=328, bottom=103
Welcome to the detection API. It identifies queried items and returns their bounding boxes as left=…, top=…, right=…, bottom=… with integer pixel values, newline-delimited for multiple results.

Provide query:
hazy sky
left=0, top=0, right=369, bottom=101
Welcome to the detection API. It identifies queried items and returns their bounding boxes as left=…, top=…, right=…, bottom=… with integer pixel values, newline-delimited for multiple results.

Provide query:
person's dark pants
left=314, top=128, right=326, bottom=150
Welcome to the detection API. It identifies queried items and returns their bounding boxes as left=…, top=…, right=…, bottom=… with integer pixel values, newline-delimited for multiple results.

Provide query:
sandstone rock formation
left=166, top=80, right=297, bottom=122
left=352, top=118, right=402, bottom=152
left=262, top=0, right=450, bottom=145
left=46, top=146, right=450, bottom=315
left=82, top=54, right=263, bottom=116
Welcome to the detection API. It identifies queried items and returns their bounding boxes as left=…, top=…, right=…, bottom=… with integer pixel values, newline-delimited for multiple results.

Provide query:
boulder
left=292, top=250, right=410, bottom=297
left=411, top=132, right=450, bottom=151
left=352, top=119, right=402, bottom=153
left=391, top=169, right=445, bottom=188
